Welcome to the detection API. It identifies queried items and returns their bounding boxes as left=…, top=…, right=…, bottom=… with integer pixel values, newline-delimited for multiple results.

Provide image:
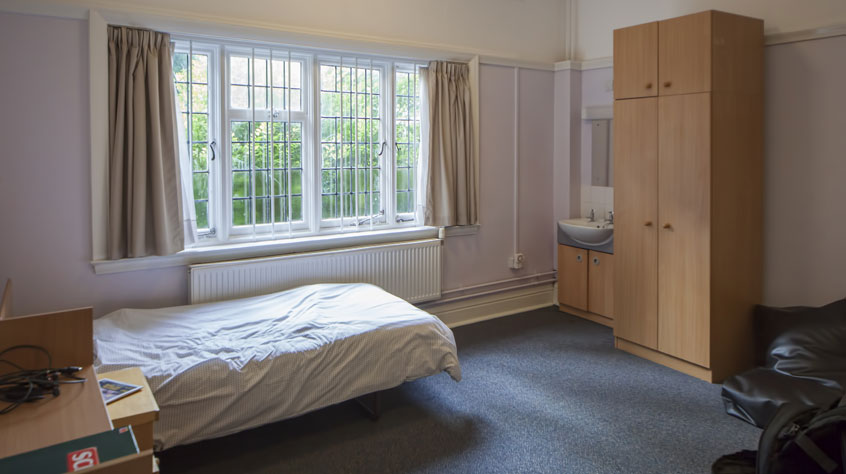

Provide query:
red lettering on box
left=67, top=447, right=99, bottom=471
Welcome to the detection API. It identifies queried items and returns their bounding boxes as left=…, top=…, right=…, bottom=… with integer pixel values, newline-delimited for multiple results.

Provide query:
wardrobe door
left=657, top=93, right=711, bottom=367
left=658, top=11, right=712, bottom=96
left=613, top=22, right=658, bottom=99
left=613, top=98, right=658, bottom=349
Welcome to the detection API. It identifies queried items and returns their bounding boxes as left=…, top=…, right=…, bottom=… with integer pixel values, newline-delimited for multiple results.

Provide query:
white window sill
left=92, top=226, right=440, bottom=275
left=444, top=224, right=480, bottom=237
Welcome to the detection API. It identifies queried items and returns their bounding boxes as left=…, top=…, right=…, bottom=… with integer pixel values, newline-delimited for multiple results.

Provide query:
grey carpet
left=158, top=307, right=760, bottom=473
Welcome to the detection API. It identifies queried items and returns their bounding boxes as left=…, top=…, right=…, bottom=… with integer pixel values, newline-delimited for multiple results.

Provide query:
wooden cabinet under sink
left=558, top=244, right=614, bottom=327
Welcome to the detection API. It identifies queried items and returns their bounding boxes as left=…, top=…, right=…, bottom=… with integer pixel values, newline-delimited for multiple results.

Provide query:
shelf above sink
left=557, top=218, right=614, bottom=253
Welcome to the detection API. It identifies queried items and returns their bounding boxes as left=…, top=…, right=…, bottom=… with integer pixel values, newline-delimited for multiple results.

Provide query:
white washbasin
left=558, top=218, right=614, bottom=246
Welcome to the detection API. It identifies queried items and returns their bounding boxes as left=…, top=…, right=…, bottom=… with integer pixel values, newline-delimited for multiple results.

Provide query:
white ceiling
left=572, top=0, right=846, bottom=60
left=41, top=0, right=569, bottom=63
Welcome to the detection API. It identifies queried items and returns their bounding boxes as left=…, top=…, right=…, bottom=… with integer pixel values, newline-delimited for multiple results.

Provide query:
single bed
left=93, top=283, right=461, bottom=450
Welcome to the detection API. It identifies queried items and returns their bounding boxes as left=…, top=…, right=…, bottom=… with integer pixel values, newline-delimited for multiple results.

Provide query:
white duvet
left=93, top=283, right=461, bottom=450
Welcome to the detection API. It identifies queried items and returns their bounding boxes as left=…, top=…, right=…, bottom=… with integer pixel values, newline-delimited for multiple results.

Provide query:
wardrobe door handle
left=663, top=223, right=673, bottom=230
left=576, top=254, right=583, bottom=262
left=663, top=81, right=672, bottom=88
left=592, top=257, right=600, bottom=265
left=645, top=83, right=653, bottom=89
left=644, top=221, right=653, bottom=227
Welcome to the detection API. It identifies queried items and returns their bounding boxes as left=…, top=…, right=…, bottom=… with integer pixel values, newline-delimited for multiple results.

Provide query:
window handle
left=377, top=141, right=387, bottom=157
left=209, top=140, right=217, bottom=161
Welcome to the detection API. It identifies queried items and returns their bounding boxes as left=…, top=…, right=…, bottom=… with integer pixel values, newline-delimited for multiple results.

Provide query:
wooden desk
left=0, top=307, right=152, bottom=473
left=97, top=367, right=160, bottom=452
left=0, top=308, right=113, bottom=458
left=0, top=365, right=112, bottom=458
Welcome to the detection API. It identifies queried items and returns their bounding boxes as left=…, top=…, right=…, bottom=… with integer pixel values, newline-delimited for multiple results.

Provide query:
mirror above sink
left=572, top=104, right=614, bottom=254
left=582, top=105, right=614, bottom=188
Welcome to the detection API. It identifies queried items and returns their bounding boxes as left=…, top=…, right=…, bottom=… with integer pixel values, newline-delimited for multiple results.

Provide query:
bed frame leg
left=355, top=392, right=381, bottom=421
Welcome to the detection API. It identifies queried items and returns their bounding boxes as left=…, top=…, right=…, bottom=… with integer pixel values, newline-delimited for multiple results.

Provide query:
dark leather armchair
left=721, top=298, right=846, bottom=428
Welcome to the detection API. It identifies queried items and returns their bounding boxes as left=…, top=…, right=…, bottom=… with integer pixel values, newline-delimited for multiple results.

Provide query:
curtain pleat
left=424, top=61, right=477, bottom=227
left=107, top=26, right=184, bottom=259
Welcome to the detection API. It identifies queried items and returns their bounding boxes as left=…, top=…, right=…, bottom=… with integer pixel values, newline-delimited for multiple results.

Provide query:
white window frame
left=173, top=42, right=221, bottom=238
left=222, top=46, right=314, bottom=241
left=314, top=56, right=391, bottom=233
left=176, top=40, right=426, bottom=248
left=392, top=62, right=424, bottom=225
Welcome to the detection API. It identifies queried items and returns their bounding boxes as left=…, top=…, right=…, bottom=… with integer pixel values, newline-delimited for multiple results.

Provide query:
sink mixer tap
left=607, top=210, right=614, bottom=224
left=588, top=209, right=595, bottom=222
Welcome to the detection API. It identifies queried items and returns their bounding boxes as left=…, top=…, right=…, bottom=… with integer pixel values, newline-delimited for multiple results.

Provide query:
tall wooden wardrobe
left=612, top=11, right=763, bottom=383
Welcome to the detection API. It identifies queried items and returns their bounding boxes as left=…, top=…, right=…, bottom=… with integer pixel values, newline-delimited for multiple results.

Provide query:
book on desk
left=0, top=426, right=139, bottom=473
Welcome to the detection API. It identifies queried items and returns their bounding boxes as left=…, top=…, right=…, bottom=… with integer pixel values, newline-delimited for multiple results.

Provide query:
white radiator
left=189, top=239, right=442, bottom=304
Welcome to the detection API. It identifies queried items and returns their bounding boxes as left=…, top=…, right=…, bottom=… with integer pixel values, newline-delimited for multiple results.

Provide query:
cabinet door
left=613, top=98, right=658, bottom=348
left=658, top=93, right=711, bottom=367
left=558, top=245, right=588, bottom=311
left=588, top=251, right=614, bottom=318
left=613, top=22, right=658, bottom=100
left=658, top=11, right=712, bottom=96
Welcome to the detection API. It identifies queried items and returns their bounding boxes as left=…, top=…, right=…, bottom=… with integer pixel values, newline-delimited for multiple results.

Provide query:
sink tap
left=607, top=210, right=614, bottom=224
left=588, top=209, right=595, bottom=222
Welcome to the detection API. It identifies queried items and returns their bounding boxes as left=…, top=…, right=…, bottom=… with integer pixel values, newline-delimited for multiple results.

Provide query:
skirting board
left=614, top=337, right=714, bottom=383
left=557, top=304, right=614, bottom=328
left=422, top=283, right=555, bottom=328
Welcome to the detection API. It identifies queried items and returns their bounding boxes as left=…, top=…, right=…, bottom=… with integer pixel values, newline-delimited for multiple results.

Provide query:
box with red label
left=0, top=426, right=138, bottom=473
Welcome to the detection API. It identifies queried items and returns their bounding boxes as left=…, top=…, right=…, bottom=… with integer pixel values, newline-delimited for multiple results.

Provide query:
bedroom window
left=394, top=65, right=422, bottom=221
left=319, top=61, right=383, bottom=228
left=173, top=46, right=217, bottom=232
left=225, top=50, right=308, bottom=237
left=173, top=40, right=424, bottom=246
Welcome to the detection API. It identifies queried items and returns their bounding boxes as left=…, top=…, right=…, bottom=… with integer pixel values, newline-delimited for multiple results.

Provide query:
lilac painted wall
left=3, top=13, right=840, bottom=318
left=552, top=68, right=582, bottom=226
left=0, top=12, right=556, bottom=317
left=441, top=66, right=555, bottom=291
left=516, top=68, right=555, bottom=283
left=561, top=35, right=846, bottom=307
left=551, top=68, right=584, bottom=273
left=762, top=36, right=846, bottom=306
left=0, top=12, right=189, bottom=318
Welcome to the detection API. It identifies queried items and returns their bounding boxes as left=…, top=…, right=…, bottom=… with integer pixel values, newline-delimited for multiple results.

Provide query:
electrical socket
left=509, top=253, right=524, bottom=270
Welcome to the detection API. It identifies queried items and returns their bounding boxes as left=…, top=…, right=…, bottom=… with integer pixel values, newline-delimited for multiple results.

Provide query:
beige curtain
left=107, top=26, right=184, bottom=259
left=424, top=61, right=478, bottom=227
